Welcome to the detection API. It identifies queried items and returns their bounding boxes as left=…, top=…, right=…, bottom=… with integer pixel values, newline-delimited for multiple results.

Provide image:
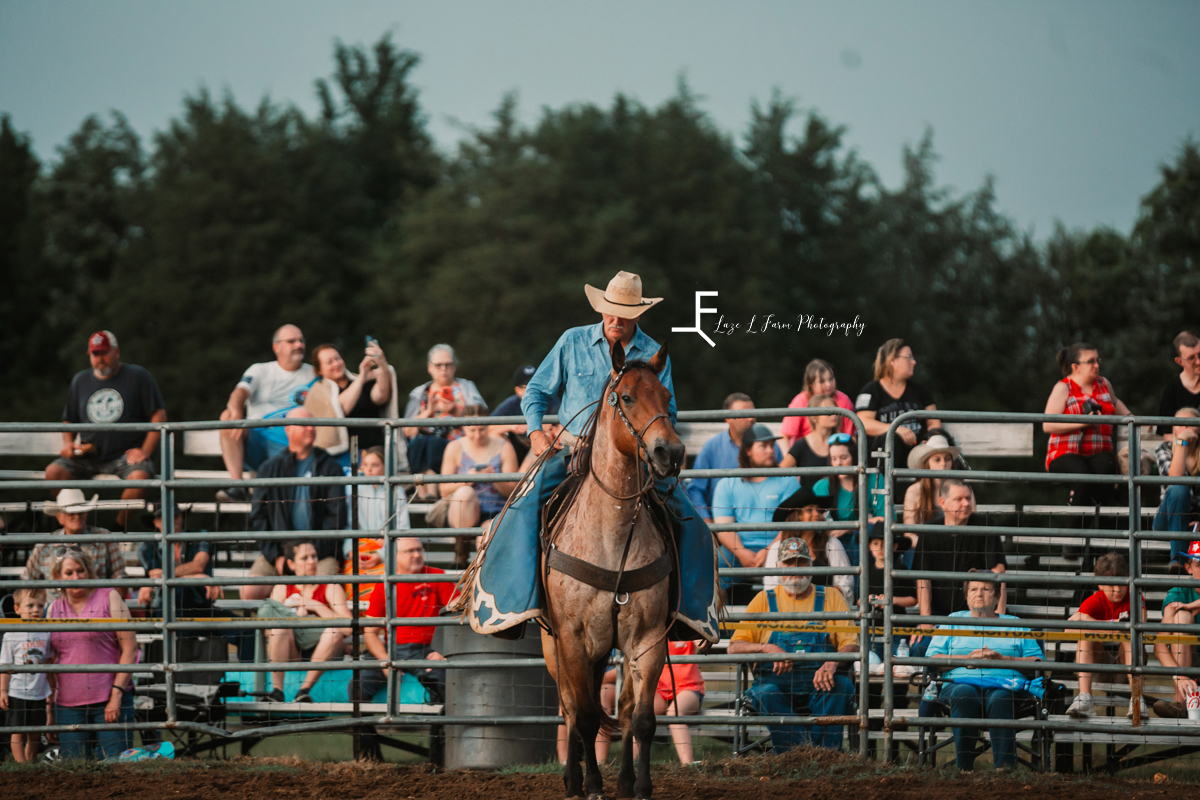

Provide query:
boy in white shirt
left=1, top=589, right=55, bottom=762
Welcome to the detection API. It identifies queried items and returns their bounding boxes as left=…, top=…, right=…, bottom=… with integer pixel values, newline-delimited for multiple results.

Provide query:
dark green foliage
left=1, top=38, right=1196, bottom=425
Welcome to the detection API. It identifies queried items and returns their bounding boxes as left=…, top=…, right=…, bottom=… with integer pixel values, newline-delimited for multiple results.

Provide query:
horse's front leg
left=631, top=659, right=661, bottom=800
left=564, top=707, right=586, bottom=799
left=578, top=657, right=609, bottom=800
left=618, top=639, right=666, bottom=799
left=547, top=628, right=607, bottom=799
left=545, top=632, right=584, bottom=798
left=576, top=690, right=604, bottom=800
left=616, top=659, right=637, bottom=799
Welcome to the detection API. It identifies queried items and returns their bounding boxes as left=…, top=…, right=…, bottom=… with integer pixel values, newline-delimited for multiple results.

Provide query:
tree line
left=2, top=35, right=1197, bottom=427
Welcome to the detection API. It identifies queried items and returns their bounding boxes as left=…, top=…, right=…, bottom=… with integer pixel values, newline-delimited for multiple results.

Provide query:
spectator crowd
left=1, top=323, right=1199, bottom=763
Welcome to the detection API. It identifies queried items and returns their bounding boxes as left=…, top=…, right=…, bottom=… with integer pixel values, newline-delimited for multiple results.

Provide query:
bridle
left=589, top=364, right=677, bottom=502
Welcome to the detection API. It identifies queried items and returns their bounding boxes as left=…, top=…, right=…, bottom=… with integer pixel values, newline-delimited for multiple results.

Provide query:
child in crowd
left=864, top=521, right=916, bottom=657
left=342, top=445, right=411, bottom=605
left=654, top=640, right=706, bottom=764
left=1153, top=540, right=1200, bottom=718
left=0, top=589, right=55, bottom=762
left=1066, top=553, right=1146, bottom=718
left=620, top=641, right=707, bottom=765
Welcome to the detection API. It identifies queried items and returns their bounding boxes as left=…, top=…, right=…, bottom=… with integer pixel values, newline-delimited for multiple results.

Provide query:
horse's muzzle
left=648, top=438, right=685, bottom=479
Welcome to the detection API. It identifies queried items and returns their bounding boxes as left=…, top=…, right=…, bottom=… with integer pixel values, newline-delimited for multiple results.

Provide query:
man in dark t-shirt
left=854, top=342, right=938, bottom=516
left=909, top=479, right=1007, bottom=658
left=490, top=364, right=559, bottom=464
left=1155, top=331, right=1200, bottom=435
left=45, top=331, right=167, bottom=525
left=855, top=377, right=937, bottom=472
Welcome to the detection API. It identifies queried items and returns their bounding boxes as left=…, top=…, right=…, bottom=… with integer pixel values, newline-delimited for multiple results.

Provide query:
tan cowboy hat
left=584, top=271, right=663, bottom=319
left=906, top=433, right=962, bottom=470
left=43, top=488, right=101, bottom=516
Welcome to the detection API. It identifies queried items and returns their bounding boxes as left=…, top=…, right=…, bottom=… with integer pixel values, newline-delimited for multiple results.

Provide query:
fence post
left=350, top=435, right=362, bottom=758
left=384, top=423, right=398, bottom=719
left=856, top=420, right=870, bottom=759
left=881, top=426, right=895, bottom=763
left=160, top=428, right=176, bottom=725
left=1128, top=420, right=1143, bottom=725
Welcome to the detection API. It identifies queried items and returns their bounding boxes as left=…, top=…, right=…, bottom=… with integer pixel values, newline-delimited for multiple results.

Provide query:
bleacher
left=3, top=418, right=1198, bottom=769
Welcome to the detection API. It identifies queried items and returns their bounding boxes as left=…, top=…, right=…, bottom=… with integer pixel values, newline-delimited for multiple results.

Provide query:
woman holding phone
left=304, top=339, right=401, bottom=470
left=402, top=344, right=487, bottom=498
left=1043, top=342, right=1132, bottom=507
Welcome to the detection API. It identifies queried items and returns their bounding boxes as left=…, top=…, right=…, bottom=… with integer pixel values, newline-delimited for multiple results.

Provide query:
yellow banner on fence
left=4, top=616, right=1196, bottom=646
left=719, top=620, right=1200, bottom=646
left=0, top=616, right=363, bottom=624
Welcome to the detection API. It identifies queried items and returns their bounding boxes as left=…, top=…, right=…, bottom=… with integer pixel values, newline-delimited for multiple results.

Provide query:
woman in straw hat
left=903, top=432, right=963, bottom=523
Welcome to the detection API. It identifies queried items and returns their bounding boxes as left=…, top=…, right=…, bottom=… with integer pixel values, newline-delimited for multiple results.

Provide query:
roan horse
left=541, top=341, right=683, bottom=800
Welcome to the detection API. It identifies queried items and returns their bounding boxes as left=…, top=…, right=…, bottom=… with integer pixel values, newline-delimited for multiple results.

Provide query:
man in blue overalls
left=728, top=537, right=858, bottom=752
left=461, top=271, right=720, bottom=643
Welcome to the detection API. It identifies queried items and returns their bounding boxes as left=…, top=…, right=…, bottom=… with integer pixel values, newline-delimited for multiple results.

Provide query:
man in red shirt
left=355, top=538, right=454, bottom=703
left=1066, top=553, right=1147, bottom=718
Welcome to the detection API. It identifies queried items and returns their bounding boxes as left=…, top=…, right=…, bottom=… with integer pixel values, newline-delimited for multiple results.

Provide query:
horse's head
left=608, top=342, right=685, bottom=479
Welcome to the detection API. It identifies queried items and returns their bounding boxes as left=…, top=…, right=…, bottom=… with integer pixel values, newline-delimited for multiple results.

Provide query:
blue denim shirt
left=522, top=322, right=675, bottom=437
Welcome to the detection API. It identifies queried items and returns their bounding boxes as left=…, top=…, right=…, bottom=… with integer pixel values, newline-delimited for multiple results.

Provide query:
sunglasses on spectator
left=827, top=433, right=853, bottom=445
left=52, top=546, right=87, bottom=560
left=1076, top=358, right=1101, bottom=366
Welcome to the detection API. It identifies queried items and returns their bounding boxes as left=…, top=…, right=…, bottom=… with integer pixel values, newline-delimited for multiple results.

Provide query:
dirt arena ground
left=3, top=748, right=1197, bottom=800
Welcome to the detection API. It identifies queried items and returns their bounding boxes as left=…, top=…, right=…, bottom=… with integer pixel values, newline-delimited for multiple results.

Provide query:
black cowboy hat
left=772, top=485, right=826, bottom=523
left=142, top=502, right=192, bottom=526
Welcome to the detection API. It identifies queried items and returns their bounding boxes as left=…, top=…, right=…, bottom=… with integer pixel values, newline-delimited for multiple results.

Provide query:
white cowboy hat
left=43, top=488, right=101, bottom=516
left=906, top=433, right=962, bottom=470
left=584, top=271, right=663, bottom=319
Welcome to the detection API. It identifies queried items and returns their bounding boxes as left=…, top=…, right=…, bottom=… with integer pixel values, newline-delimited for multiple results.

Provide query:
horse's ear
left=648, top=342, right=668, bottom=374
left=610, top=340, right=627, bottom=374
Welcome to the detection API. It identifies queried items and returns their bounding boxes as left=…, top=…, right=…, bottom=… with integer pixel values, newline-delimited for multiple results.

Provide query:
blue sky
left=1, top=0, right=1197, bottom=238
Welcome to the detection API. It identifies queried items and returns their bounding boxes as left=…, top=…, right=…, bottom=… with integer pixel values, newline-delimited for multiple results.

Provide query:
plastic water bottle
left=923, top=680, right=940, bottom=702
left=896, top=639, right=910, bottom=659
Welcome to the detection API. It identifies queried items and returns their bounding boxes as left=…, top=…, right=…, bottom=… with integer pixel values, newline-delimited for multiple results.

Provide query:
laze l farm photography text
left=713, top=313, right=867, bottom=338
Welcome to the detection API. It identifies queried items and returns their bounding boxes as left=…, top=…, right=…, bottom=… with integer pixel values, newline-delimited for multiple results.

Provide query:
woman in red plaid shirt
left=1042, top=342, right=1132, bottom=507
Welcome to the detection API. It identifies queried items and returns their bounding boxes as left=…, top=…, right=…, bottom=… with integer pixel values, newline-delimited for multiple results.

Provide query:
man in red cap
left=44, top=331, right=167, bottom=526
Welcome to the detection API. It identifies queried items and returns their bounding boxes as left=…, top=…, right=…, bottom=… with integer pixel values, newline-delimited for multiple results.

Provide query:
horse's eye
left=621, top=394, right=633, bottom=404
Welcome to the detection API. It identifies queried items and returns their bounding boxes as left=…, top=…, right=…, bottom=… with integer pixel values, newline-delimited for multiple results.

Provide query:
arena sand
left=2, top=747, right=1196, bottom=799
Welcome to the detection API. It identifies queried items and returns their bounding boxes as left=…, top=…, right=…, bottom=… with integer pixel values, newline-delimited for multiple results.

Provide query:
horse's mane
left=620, top=359, right=661, bottom=375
